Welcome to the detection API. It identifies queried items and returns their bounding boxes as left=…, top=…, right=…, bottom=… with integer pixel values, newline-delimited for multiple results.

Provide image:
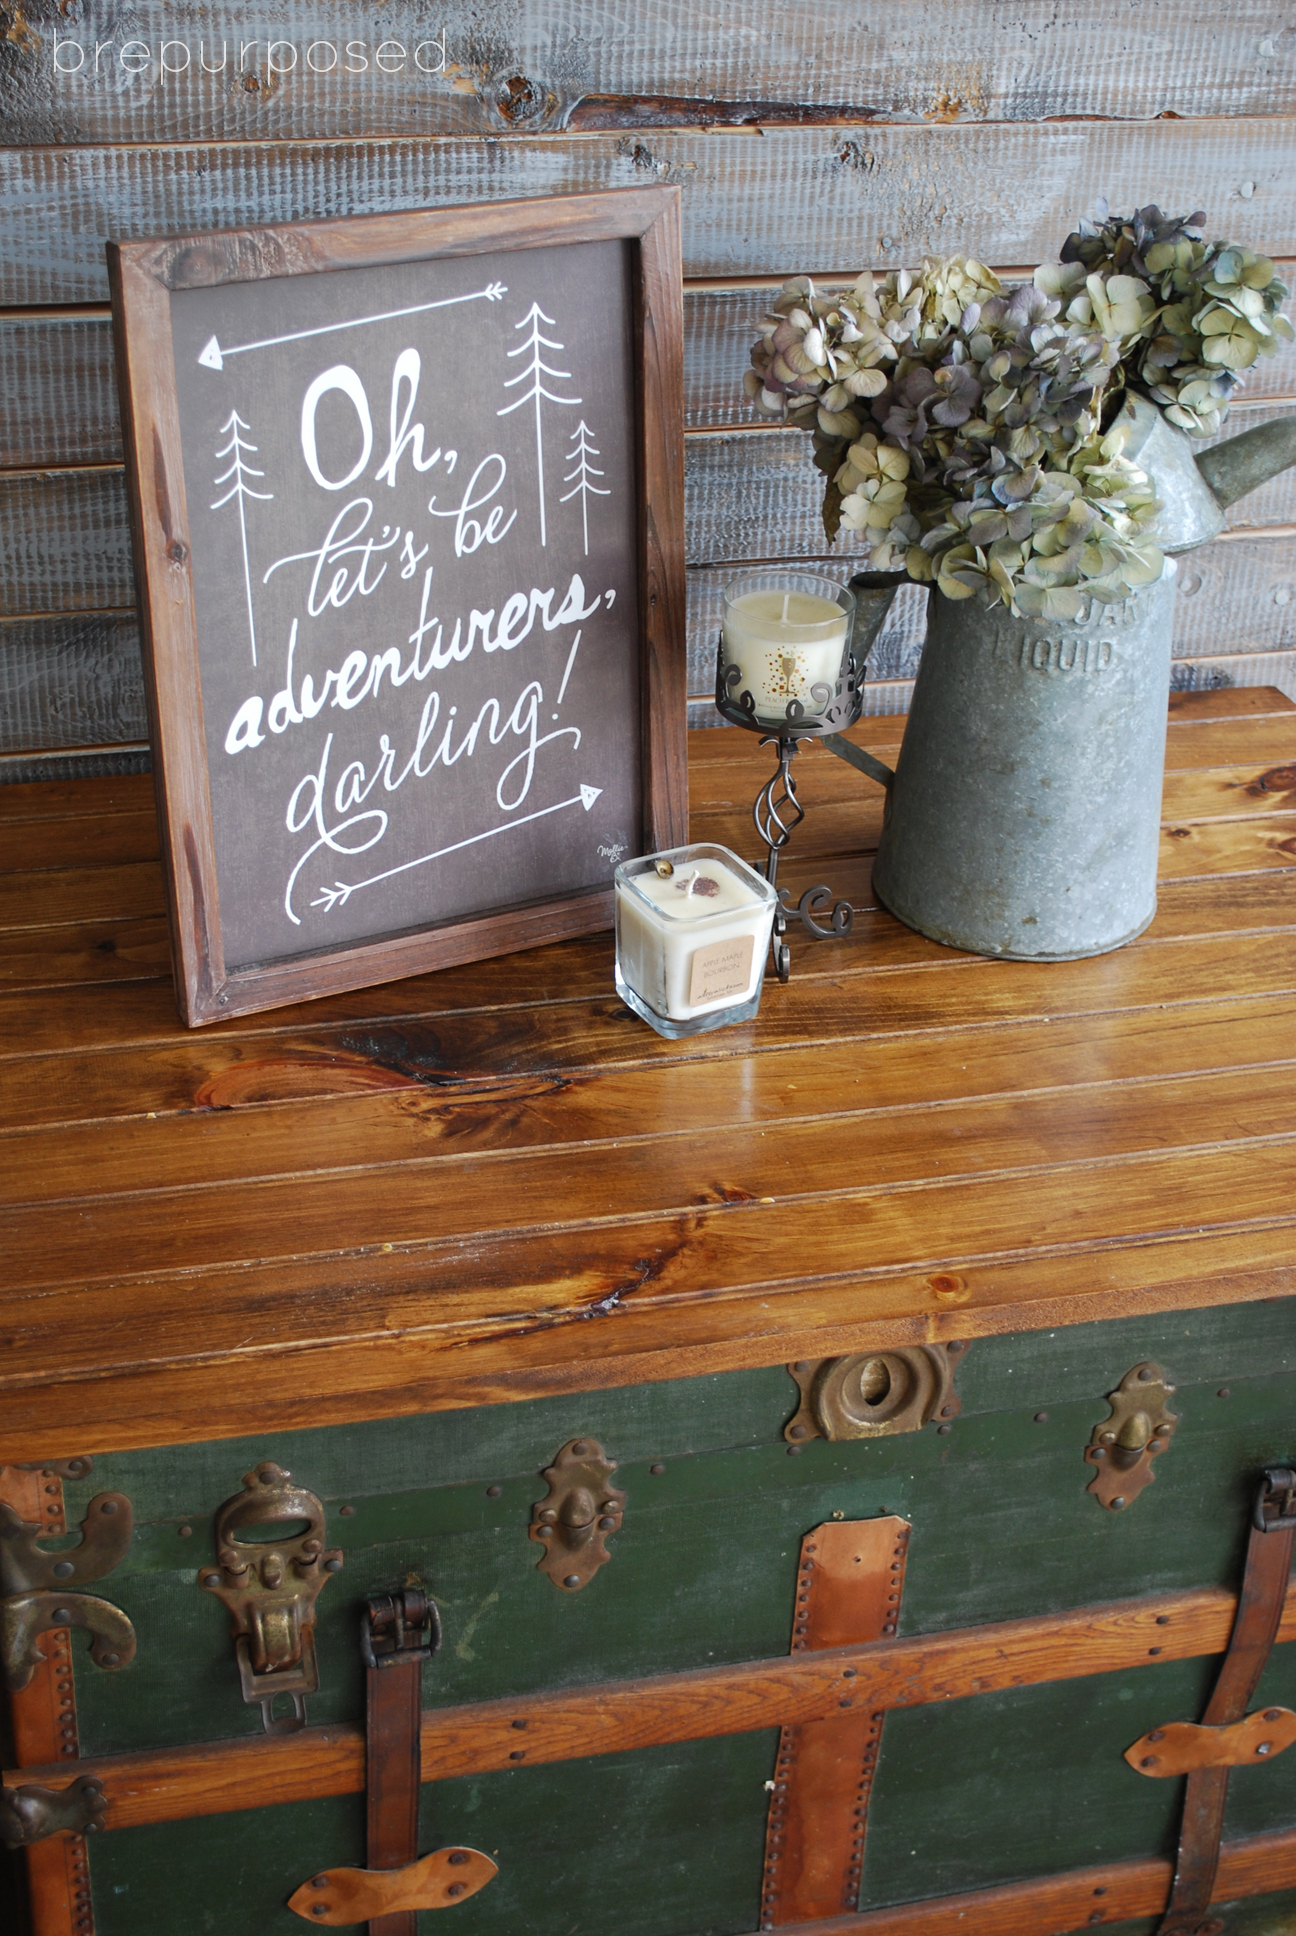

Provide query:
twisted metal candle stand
left=715, top=645, right=863, bottom=983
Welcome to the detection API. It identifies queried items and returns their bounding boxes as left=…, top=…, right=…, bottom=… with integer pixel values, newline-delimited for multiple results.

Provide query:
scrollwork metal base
left=716, top=636, right=862, bottom=981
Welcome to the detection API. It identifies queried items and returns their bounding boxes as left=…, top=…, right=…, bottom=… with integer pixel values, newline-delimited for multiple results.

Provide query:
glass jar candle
left=720, top=571, right=856, bottom=727
left=614, top=844, right=778, bottom=1038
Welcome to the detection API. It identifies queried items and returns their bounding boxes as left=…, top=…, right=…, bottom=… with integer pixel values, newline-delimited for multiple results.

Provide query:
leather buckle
left=361, top=1588, right=439, bottom=1669
left=1253, top=1467, right=1296, bottom=1533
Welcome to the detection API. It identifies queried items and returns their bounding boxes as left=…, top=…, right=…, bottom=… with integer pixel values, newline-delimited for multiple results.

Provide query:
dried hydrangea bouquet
left=745, top=203, right=1291, bottom=616
left=738, top=205, right=1296, bottom=961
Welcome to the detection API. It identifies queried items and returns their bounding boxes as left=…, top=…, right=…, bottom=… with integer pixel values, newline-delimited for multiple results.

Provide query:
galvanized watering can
left=827, top=398, right=1296, bottom=959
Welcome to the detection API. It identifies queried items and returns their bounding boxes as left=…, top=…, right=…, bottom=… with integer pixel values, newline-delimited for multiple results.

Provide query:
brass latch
left=529, top=1440, right=626, bottom=1591
left=1, top=1776, right=108, bottom=1850
left=1084, top=1362, right=1178, bottom=1510
left=785, top=1344, right=966, bottom=1442
left=200, top=1463, right=343, bottom=1733
left=0, top=1491, right=136, bottom=1693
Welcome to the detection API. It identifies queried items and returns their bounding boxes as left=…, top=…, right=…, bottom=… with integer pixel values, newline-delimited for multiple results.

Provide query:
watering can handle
left=821, top=733, right=895, bottom=789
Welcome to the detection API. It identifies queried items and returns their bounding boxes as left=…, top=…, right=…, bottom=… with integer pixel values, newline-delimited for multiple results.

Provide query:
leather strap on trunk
left=1158, top=1469, right=1296, bottom=1936
left=363, top=1589, right=439, bottom=1936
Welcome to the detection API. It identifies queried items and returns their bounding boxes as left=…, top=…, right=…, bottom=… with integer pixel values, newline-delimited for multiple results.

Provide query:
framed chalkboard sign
left=109, top=189, right=686, bottom=1027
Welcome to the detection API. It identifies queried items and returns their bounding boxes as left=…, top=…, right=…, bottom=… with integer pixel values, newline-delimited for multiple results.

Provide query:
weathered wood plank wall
left=1, top=4, right=1294, bottom=775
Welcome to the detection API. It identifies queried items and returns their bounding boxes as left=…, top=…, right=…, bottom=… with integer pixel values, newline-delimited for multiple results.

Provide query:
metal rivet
left=937, top=1424, right=952, bottom=1435
left=312, top=1906, right=329, bottom=1918
left=1156, top=1615, right=1171, bottom=1626
left=788, top=1424, right=809, bottom=1439
left=563, top=1574, right=581, bottom=1588
left=539, top=1507, right=557, bottom=1522
left=312, top=1877, right=329, bottom=1888
left=324, top=1557, right=343, bottom=1572
left=339, top=1505, right=354, bottom=1517
left=1034, top=1411, right=1049, bottom=1423
left=100, top=1652, right=120, bottom=1666
left=1094, top=1887, right=1107, bottom=1897
left=1148, top=1647, right=1162, bottom=1656
left=100, top=1500, right=118, bottom=1515
left=178, top=1525, right=193, bottom=1538
left=1148, top=1730, right=1164, bottom=1742
left=1266, top=1709, right=1283, bottom=1721
left=509, top=1749, right=526, bottom=1760
left=1141, top=1756, right=1158, bottom=1768
left=792, top=1361, right=813, bottom=1373
left=1217, top=1388, right=1231, bottom=1399
left=52, top=1560, right=75, bottom=1579
left=939, top=1404, right=956, bottom=1419
left=1136, top=1367, right=1154, bottom=1382
left=486, top=1485, right=502, bottom=1498
left=787, top=1445, right=802, bottom=1456
left=52, top=1608, right=73, bottom=1623
left=536, top=1526, right=553, bottom=1538
left=649, top=1463, right=665, bottom=1476
left=448, top=1852, right=469, bottom=1866
left=1256, top=1741, right=1272, bottom=1755
left=1110, top=1497, right=1127, bottom=1510
left=511, top=1718, right=527, bottom=1730
left=598, top=1516, right=617, bottom=1531
left=571, top=1442, right=588, bottom=1455
left=447, top=1884, right=466, bottom=1898
left=202, top=1572, right=223, bottom=1587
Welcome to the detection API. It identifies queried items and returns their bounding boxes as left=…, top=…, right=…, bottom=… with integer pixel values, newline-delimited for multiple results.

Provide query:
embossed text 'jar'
left=870, top=567, right=1178, bottom=960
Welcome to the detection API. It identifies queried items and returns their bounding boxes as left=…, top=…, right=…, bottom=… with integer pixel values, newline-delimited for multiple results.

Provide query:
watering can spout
left=1194, top=412, right=1296, bottom=510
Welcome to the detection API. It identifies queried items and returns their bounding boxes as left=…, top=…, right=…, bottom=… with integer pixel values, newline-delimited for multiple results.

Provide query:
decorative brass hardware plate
left=2, top=1458, right=94, bottom=1481
left=199, top=1462, right=342, bottom=1734
left=0, top=1491, right=136, bottom=1692
left=1084, top=1362, right=1178, bottom=1510
left=1127, top=1707, right=1296, bottom=1778
left=529, top=1439, right=625, bottom=1591
left=0, top=1776, right=107, bottom=1850
left=288, top=1848, right=498, bottom=1924
left=785, top=1344, right=965, bottom=1442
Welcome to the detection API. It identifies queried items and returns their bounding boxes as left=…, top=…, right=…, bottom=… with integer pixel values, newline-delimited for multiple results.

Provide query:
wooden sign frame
left=109, top=188, right=686, bottom=1028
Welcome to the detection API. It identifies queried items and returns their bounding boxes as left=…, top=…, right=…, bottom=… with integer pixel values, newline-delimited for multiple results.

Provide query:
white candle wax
left=722, top=588, right=848, bottom=719
left=616, top=855, right=775, bottom=1024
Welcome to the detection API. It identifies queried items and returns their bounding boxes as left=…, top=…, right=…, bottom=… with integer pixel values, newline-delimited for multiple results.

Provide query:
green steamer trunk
left=7, top=1298, right=1296, bottom=1936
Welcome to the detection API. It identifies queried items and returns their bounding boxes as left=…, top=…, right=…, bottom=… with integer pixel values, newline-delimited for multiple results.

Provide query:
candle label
left=688, top=932, right=756, bottom=1006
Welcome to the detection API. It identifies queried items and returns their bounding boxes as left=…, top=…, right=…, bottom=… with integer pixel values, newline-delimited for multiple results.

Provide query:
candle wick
left=780, top=594, right=790, bottom=623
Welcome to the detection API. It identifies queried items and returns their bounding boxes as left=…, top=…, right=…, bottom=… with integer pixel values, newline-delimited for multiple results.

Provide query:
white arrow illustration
left=198, top=282, right=509, bottom=370
left=309, top=785, right=603, bottom=914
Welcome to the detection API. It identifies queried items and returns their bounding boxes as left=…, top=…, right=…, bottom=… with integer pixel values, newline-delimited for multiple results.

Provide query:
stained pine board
left=3, top=925, right=1296, bottom=1136
left=7, top=301, right=1295, bottom=467
left=0, top=916, right=170, bottom=989
left=8, top=1033, right=1296, bottom=1239
left=3, top=1135, right=1296, bottom=1400
left=0, top=808, right=158, bottom=873
left=8, top=2, right=1296, bottom=146
left=0, top=770, right=155, bottom=822
left=0, top=860, right=165, bottom=929
left=5, top=121, right=1296, bottom=303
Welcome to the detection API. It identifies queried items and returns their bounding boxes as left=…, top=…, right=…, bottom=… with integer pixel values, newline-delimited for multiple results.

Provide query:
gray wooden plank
left=7, top=3, right=1296, bottom=145
left=0, top=615, right=148, bottom=753
left=7, top=530, right=1295, bottom=766
left=8, top=290, right=1296, bottom=466
left=684, top=285, right=1296, bottom=430
left=4, top=120, right=1296, bottom=302
left=8, top=419, right=1295, bottom=619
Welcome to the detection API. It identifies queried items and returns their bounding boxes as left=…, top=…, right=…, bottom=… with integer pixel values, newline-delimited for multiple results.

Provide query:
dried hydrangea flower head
left=742, top=200, right=1292, bottom=611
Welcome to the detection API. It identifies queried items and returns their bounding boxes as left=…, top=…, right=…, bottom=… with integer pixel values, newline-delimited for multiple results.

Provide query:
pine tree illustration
left=559, top=421, right=610, bottom=556
left=211, top=411, right=273, bottom=667
left=497, top=305, right=581, bottom=546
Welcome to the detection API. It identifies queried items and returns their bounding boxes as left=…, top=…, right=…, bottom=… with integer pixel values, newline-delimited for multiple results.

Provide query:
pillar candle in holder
left=720, top=571, right=854, bottom=725
left=614, top=844, right=778, bottom=1038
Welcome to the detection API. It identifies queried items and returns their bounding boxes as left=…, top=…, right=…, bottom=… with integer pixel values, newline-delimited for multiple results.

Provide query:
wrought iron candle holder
left=715, top=571, right=864, bottom=982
